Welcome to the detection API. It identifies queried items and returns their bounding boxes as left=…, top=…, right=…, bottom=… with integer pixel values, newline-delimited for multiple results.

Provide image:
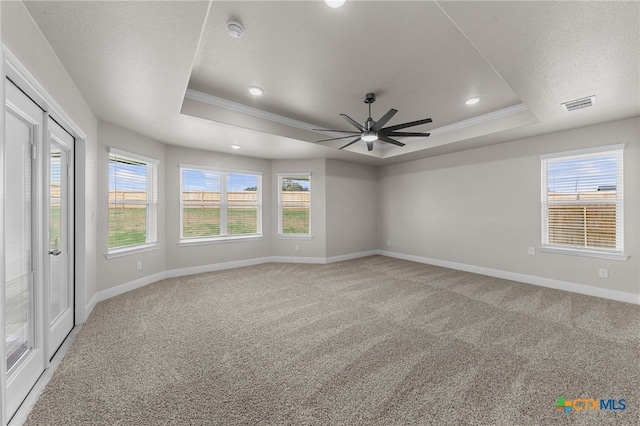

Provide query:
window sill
left=277, top=234, right=313, bottom=240
left=539, top=246, right=628, bottom=261
left=106, top=243, right=159, bottom=259
left=179, top=235, right=263, bottom=247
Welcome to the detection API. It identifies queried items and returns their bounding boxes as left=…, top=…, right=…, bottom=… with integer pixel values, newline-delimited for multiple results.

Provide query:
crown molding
left=185, top=88, right=528, bottom=143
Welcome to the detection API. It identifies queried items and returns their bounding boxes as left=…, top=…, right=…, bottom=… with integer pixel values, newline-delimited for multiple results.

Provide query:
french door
left=4, top=79, right=45, bottom=419
left=47, top=118, right=74, bottom=357
left=4, top=78, right=75, bottom=420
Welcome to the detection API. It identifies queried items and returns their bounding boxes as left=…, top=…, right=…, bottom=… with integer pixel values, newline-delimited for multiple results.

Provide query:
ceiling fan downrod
left=364, top=93, right=375, bottom=123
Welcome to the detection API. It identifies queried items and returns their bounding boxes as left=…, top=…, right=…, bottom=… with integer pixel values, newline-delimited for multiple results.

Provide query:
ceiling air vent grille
left=562, top=95, right=596, bottom=112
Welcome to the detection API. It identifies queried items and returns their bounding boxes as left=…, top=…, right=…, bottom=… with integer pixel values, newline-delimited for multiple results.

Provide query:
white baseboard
left=270, top=256, right=327, bottom=264
left=165, top=257, right=272, bottom=279
left=95, top=271, right=167, bottom=303
left=271, top=249, right=380, bottom=265
left=326, top=249, right=380, bottom=264
left=90, top=252, right=377, bottom=308
left=85, top=294, right=98, bottom=321
left=380, top=250, right=640, bottom=305
left=89, top=249, right=637, bottom=311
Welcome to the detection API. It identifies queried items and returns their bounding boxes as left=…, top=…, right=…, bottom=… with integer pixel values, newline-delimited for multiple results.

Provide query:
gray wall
left=92, top=117, right=640, bottom=299
left=6, top=0, right=637, bottom=302
left=164, top=145, right=272, bottom=270
left=1, top=1, right=99, bottom=305
left=378, top=117, right=640, bottom=295
left=326, top=159, right=377, bottom=257
left=96, top=122, right=166, bottom=291
left=95, top=140, right=330, bottom=290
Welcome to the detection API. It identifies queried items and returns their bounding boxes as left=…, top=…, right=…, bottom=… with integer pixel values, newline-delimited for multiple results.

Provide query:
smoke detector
left=226, top=21, right=244, bottom=38
left=562, top=95, right=596, bottom=112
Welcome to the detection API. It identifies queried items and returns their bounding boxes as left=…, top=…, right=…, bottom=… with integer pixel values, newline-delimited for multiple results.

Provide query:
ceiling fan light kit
left=314, top=93, right=432, bottom=152
left=361, top=131, right=378, bottom=142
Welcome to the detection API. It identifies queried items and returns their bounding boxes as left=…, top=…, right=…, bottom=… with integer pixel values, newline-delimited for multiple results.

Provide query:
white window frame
left=107, top=148, right=159, bottom=257
left=278, top=173, right=312, bottom=239
left=179, top=164, right=262, bottom=245
left=540, top=145, right=626, bottom=261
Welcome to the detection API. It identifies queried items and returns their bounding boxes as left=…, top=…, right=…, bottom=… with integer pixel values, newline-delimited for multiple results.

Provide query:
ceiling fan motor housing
left=365, top=117, right=375, bottom=130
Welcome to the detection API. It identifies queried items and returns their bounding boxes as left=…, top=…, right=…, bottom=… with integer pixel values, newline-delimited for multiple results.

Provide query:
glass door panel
left=4, top=110, right=34, bottom=372
left=49, top=145, right=64, bottom=322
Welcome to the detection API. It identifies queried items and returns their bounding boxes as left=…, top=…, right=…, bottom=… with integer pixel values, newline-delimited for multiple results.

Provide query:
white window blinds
left=541, top=146, right=623, bottom=253
left=108, top=149, right=158, bottom=251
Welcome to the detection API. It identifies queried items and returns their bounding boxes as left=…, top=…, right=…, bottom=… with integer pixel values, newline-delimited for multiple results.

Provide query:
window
left=180, top=166, right=262, bottom=242
left=108, top=148, right=158, bottom=254
left=278, top=173, right=311, bottom=237
left=541, top=146, right=624, bottom=257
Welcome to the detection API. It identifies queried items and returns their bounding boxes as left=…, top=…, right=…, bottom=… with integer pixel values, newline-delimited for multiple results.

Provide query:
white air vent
left=562, top=95, right=596, bottom=112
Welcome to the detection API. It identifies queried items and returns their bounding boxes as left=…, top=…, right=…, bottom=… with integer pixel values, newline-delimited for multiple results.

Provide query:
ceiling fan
left=314, top=93, right=432, bottom=151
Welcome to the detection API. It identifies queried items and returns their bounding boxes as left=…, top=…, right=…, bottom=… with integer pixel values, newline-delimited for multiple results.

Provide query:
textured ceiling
left=22, top=1, right=640, bottom=166
left=190, top=1, right=520, bottom=128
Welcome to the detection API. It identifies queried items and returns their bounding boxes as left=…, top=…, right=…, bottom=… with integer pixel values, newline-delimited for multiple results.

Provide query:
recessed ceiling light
left=230, top=144, right=241, bottom=150
left=465, top=97, right=481, bottom=105
left=324, top=0, right=346, bottom=8
left=248, top=86, right=263, bottom=96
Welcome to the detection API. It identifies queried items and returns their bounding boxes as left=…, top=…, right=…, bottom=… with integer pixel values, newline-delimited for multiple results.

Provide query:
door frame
left=1, top=40, right=7, bottom=426
left=1, top=45, right=89, bottom=425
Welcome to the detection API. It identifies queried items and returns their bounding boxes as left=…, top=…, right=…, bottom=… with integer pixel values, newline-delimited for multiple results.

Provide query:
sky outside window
left=109, top=159, right=147, bottom=192
left=547, top=155, right=617, bottom=193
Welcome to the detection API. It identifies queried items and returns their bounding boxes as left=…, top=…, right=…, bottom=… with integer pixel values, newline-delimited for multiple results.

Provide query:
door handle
left=49, top=249, right=62, bottom=256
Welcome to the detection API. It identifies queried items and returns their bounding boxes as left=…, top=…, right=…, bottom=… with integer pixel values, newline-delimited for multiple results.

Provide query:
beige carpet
left=25, top=256, right=640, bottom=425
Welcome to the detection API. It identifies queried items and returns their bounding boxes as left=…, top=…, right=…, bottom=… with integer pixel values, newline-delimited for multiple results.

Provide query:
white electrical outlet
left=294, top=245, right=299, bottom=251
left=599, top=268, right=608, bottom=279
left=136, top=261, right=142, bottom=270
left=387, top=240, right=391, bottom=246
left=527, top=247, right=536, bottom=255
